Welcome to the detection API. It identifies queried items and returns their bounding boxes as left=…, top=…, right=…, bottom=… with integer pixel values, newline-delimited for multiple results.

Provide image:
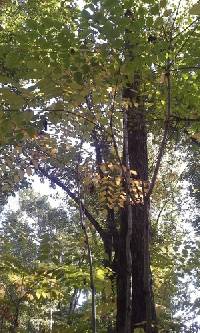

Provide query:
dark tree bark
left=115, top=88, right=157, bottom=332
left=115, top=207, right=129, bottom=333
left=128, top=106, right=149, bottom=327
left=9, top=303, right=20, bottom=333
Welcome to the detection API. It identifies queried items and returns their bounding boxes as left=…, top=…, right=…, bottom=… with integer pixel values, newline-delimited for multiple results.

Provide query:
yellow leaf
left=107, top=197, right=114, bottom=204
left=189, top=3, right=200, bottom=15
left=107, top=163, right=114, bottom=170
left=14, top=174, right=20, bottom=183
left=18, top=169, right=24, bottom=179
left=96, top=268, right=105, bottom=280
left=107, top=87, right=113, bottom=93
left=32, top=160, right=39, bottom=169
left=108, top=203, right=114, bottom=209
left=115, top=177, right=121, bottom=186
left=113, top=164, right=121, bottom=172
left=100, top=164, right=107, bottom=172
left=118, top=201, right=125, bottom=208
left=2, top=184, right=10, bottom=192
left=26, top=167, right=32, bottom=176
left=36, top=291, right=41, bottom=299
left=134, top=328, right=145, bottom=333
left=50, top=148, right=57, bottom=156
left=130, top=169, right=137, bottom=176
left=159, top=72, right=166, bottom=84
left=16, top=146, right=23, bottom=154
left=27, top=294, right=34, bottom=301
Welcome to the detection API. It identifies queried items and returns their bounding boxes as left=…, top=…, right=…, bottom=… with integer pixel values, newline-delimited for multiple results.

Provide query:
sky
left=6, top=175, right=66, bottom=212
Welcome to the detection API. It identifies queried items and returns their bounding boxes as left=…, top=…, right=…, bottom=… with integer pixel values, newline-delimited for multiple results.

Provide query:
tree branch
left=173, top=17, right=200, bottom=41
left=147, top=123, right=169, bottom=200
left=172, top=0, right=182, bottom=29
left=147, top=65, right=171, bottom=199
left=37, top=166, right=107, bottom=241
left=76, top=159, right=96, bottom=333
left=171, top=65, right=200, bottom=72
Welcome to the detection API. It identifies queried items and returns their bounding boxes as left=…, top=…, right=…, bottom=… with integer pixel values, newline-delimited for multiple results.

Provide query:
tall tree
left=1, top=0, right=200, bottom=332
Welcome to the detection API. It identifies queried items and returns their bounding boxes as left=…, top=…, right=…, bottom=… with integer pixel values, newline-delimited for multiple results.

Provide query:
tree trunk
left=128, top=106, right=156, bottom=331
left=10, top=304, right=20, bottom=333
left=115, top=101, right=157, bottom=332
left=115, top=208, right=128, bottom=333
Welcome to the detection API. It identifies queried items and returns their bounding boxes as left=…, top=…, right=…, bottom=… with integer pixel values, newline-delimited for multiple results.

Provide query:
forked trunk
left=115, top=104, right=157, bottom=332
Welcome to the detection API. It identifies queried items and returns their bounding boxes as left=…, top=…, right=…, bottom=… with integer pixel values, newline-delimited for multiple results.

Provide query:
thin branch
left=147, top=63, right=171, bottom=199
left=155, top=201, right=169, bottom=226
left=174, top=20, right=200, bottom=60
left=172, top=0, right=182, bottom=30
left=76, top=157, right=96, bottom=333
left=143, top=115, right=200, bottom=124
left=158, top=9, right=169, bottom=42
left=2, top=107, right=123, bottom=138
left=171, top=65, right=200, bottom=72
left=173, top=17, right=200, bottom=41
left=109, top=110, right=123, bottom=169
left=170, top=115, right=200, bottom=122
left=37, top=165, right=107, bottom=241
left=43, top=108, right=103, bottom=131
left=147, top=124, right=169, bottom=200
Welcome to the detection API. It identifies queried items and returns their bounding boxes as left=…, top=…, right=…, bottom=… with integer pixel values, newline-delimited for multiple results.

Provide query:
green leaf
left=134, top=328, right=145, bottom=333
left=160, top=0, right=167, bottom=8
left=151, top=5, right=159, bottom=15
left=36, top=290, right=41, bottom=299
left=73, top=71, right=83, bottom=85
left=189, top=3, right=200, bottom=15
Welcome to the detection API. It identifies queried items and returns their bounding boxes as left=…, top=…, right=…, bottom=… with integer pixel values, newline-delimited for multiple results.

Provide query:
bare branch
left=173, top=17, right=200, bottom=41
left=173, top=0, right=182, bottom=27
left=37, top=165, right=107, bottom=241
left=147, top=64, right=171, bottom=199
left=76, top=158, right=96, bottom=333
left=171, top=65, right=200, bottom=72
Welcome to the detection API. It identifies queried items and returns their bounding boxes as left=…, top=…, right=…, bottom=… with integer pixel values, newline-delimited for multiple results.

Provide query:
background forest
left=0, top=0, right=200, bottom=332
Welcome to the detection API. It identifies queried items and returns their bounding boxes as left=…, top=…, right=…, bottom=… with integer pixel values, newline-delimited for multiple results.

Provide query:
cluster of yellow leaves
left=0, top=284, right=5, bottom=300
left=84, top=162, right=149, bottom=210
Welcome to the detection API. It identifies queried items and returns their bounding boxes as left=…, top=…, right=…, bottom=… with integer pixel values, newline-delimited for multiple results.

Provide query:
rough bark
left=128, top=106, right=156, bottom=331
left=10, top=303, right=19, bottom=333
left=115, top=97, right=157, bottom=332
left=115, top=207, right=128, bottom=333
left=124, top=109, right=133, bottom=332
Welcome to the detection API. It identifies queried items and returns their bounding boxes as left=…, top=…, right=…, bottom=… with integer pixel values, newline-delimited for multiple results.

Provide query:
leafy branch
left=37, top=165, right=107, bottom=241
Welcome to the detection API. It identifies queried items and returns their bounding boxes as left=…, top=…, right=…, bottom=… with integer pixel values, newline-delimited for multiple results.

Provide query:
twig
left=170, top=65, right=200, bottom=72
left=147, top=59, right=172, bottom=199
left=173, top=17, right=200, bottom=41
left=76, top=151, right=96, bottom=333
left=155, top=201, right=168, bottom=226
left=174, top=19, right=200, bottom=61
left=172, top=0, right=182, bottom=31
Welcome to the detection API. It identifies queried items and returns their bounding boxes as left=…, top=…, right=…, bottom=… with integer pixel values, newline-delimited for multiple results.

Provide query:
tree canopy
left=0, top=0, right=200, bottom=332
